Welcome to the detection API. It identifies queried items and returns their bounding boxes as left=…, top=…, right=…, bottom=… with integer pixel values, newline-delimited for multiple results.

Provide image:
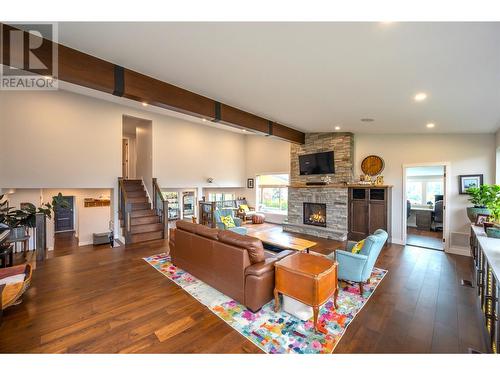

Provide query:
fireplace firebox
left=303, top=203, right=327, bottom=227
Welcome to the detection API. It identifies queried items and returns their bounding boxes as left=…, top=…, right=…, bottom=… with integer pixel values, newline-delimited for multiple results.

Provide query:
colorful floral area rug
left=144, top=253, right=387, bottom=354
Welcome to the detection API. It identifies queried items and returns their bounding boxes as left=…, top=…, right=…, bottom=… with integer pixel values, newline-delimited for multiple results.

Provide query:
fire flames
left=309, top=211, right=325, bottom=223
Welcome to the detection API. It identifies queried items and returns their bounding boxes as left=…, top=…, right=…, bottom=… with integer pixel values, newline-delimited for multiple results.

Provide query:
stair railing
left=152, top=178, right=168, bottom=238
left=118, top=178, right=132, bottom=243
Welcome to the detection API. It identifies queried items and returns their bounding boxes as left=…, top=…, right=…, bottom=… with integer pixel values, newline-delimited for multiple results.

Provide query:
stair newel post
left=35, top=212, right=47, bottom=262
left=152, top=178, right=158, bottom=213
left=125, top=201, right=132, bottom=243
left=211, top=201, right=217, bottom=228
left=162, top=199, right=168, bottom=239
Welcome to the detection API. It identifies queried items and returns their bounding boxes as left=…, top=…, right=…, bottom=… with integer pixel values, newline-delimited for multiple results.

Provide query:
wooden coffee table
left=249, top=231, right=317, bottom=253
left=274, top=252, right=338, bottom=332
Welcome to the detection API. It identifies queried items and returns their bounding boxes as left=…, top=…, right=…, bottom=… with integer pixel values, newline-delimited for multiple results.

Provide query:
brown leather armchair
left=169, top=221, right=292, bottom=312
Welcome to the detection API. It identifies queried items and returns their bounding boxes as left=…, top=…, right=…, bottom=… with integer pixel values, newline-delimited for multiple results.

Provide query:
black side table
left=0, top=245, right=14, bottom=268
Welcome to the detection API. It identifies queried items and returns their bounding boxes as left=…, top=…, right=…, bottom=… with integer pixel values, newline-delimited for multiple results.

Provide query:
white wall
left=244, top=135, right=291, bottom=223
left=0, top=90, right=122, bottom=188
left=496, top=129, right=500, bottom=184
left=153, top=117, right=246, bottom=189
left=354, top=134, right=495, bottom=252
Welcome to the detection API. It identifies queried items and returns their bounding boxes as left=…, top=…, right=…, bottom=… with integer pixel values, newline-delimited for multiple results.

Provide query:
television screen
left=299, top=151, right=335, bottom=175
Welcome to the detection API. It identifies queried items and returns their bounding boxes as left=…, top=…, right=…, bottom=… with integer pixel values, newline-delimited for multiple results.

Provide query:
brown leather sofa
left=169, top=221, right=292, bottom=312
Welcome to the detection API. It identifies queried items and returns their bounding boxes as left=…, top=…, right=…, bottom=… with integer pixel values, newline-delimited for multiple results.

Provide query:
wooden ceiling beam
left=0, top=23, right=305, bottom=144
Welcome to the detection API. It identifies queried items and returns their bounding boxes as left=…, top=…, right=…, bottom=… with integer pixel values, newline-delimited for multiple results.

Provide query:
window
left=256, top=174, right=289, bottom=214
left=208, top=192, right=235, bottom=202
left=406, top=178, right=443, bottom=206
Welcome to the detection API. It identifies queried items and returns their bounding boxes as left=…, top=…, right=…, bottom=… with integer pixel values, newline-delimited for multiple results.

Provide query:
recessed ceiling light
left=334, top=126, right=341, bottom=130
left=202, top=118, right=207, bottom=122
left=242, top=129, right=247, bottom=132
left=142, top=102, right=148, bottom=107
left=426, top=123, right=435, bottom=128
left=361, top=118, right=374, bottom=123
left=414, top=92, right=427, bottom=102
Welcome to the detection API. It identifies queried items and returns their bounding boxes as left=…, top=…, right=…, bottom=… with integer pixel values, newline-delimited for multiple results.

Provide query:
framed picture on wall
left=247, top=178, right=254, bottom=189
left=459, top=174, right=483, bottom=194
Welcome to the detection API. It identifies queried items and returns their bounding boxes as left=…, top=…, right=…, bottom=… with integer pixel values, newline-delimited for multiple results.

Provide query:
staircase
left=119, top=179, right=165, bottom=244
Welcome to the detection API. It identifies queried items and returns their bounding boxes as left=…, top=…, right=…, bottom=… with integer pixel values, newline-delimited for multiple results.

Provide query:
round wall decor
left=361, top=155, right=385, bottom=176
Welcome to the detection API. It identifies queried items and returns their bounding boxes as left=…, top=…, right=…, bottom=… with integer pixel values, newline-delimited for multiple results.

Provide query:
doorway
left=122, top=116, right=139, bottom=179
left=403, top=165, right=447, bottom=251
left=54, top=196, right=74, bottom=233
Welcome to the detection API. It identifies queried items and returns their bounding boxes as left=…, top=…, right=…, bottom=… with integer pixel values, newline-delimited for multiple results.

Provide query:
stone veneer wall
left=283, top=187, right=348, bottom=240
left=290, top=132, right=354, bottom=185
left=284, top=132, right=354, bottom=240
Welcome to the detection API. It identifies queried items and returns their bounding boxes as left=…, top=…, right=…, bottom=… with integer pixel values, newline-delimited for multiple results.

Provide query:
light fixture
left=242, top=129, right=247, bottom=132
left=202, top=118, right=207, bottom=122
left=142, top=102, right=148, bottom=107
left=426, top=123, right=435, bottom=128
left=334, top=126, right=341, bottom=131
left=414, top=92, right=427, bottom=102
left=361, top=118, right=374, bottom=123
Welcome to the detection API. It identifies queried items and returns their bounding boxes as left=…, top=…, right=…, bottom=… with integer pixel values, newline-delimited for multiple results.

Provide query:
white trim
left=402, top=162, right=451, bottom=252
left=391, top=237, right=405, bottom=245
left=447, top=246, right=472, bottom=257
left=78, top=240, right=93, bottom=246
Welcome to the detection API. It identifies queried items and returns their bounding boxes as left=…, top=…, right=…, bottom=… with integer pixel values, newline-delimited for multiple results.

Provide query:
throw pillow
left=239, top=204, right=250, bottom=212
left=351, top=239, right=365, bottom=254
left=220, top=215, right=236, bottom=229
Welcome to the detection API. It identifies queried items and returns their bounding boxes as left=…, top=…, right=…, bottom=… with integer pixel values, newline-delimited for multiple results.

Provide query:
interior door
left=54, top=196, right=74, bottom=232
left=122, top=138, right=129, bottom=178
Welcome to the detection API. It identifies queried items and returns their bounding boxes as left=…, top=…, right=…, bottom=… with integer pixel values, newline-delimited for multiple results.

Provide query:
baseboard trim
left=391, top=237, right=405, bottom=245
left=446, top=246, right=471, bottom=257
left=78, top=240, right=92, bottom=247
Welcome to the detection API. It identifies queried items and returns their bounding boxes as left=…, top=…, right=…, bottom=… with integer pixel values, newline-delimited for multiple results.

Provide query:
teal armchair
left=331, top=229, right=388, bottom=295
left=213, top=208, right=248, bottom=236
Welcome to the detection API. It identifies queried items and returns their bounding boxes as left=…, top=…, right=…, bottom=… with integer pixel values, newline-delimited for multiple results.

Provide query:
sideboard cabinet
left=348, top=186, right=392, bottom=242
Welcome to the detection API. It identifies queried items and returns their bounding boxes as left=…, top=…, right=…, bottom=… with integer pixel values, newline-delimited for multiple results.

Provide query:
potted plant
left=465, top=185, right=492, bottom=222
left=484, top=185, right=500, bottom=238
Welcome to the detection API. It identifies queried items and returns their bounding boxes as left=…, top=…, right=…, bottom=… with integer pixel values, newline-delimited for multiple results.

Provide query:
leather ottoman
left=252, top=213, right=265, bottom=224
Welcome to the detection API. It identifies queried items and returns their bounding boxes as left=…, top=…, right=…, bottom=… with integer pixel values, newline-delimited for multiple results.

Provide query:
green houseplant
left=483, top=185, right=500, bottom=238
left=465, top=185, right=492, bottom=222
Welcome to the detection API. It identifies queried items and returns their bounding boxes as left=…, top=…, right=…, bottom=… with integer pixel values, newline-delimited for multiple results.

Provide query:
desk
left=412, top=207, right=434, bottom=231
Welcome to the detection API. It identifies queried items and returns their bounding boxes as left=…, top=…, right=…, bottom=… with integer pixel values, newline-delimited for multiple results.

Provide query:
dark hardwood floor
left=407, top=227, right=444, bottom=251
left=0, top=223, right=486, bottom=353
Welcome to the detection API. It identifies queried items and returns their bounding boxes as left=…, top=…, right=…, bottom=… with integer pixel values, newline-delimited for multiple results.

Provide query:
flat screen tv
left=299, top=151, right=335, bottom=175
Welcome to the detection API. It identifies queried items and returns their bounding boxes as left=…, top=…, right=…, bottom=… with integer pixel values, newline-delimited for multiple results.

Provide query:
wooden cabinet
left=348, top=186, right=392, bottom=242
left=470, top=226, right=499, bottom=353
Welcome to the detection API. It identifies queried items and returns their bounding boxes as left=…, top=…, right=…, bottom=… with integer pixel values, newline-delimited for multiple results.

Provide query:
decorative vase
left=466, top=207, right=490, bottom=223
left=486, top=226, right=500, bottom=239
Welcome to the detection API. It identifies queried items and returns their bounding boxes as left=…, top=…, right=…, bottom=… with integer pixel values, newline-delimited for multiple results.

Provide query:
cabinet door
left=350, top=200, right=368, bottom=241
left=368, top=201, right=386, bottom=234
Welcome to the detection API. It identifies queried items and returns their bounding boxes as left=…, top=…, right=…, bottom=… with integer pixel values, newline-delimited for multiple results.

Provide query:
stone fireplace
left=283, top=132, right=354, bottom=240
left=303, top=202, right=327, bottom=227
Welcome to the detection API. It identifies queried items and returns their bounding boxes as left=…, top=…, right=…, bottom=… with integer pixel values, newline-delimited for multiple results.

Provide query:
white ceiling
left=56, top=22, right=500, bottom=134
